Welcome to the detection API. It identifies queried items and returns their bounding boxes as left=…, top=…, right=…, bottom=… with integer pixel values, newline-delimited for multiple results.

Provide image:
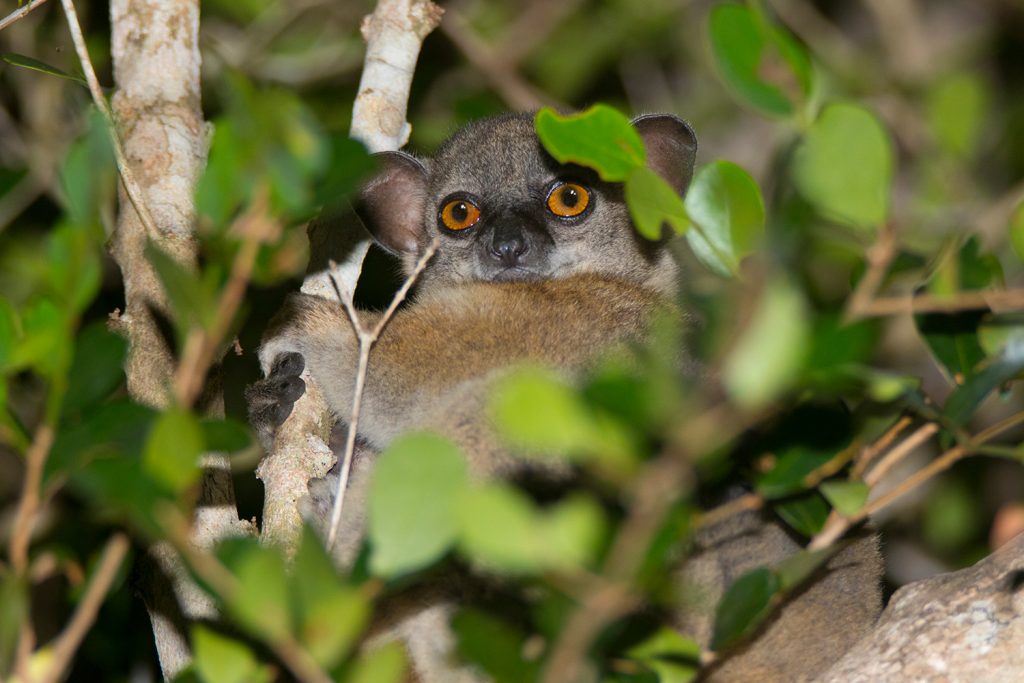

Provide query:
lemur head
left=357, top=112, right=697, bottom=296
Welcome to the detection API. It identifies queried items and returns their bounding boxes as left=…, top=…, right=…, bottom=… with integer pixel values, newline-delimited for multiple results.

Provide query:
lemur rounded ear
left=357, top=151, right=429, bottom=257
left=631, top=114, right=698, bottom=195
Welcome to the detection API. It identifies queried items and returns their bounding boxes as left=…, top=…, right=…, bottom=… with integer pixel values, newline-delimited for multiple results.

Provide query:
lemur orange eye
left=546, top=182, right=590, bottom=218
left=439, top=198, right=481, bottom=231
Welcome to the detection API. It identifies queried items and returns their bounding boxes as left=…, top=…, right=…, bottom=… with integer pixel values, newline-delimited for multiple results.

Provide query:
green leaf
left=192, top=625, right=270, bottom=683
left=367, top=433, right=468, bottom=577
left=452, top=609, right=539, bottom=683
left=625, top=166, right=689, bottom=239
left=914, top=312, right=986, bottom=383
left=217, top=538, right=292, bottom=640
left=943, top=350, right=1024, bottom=429
left=819, top=480, right=869, bottom=516
left=291, top=527, right=369, bottom=668
left=316, top=136, right=377, bottom=214
left=792, top=103, right=893, bottom=230
left=926, top=73, right=989, bottom=158
left=10, top=298, right=69, bottom=378
left=541, top=494, right=607, bottom=571
left=756, top=447, right=833, bottom=498
left=142, top=409, right=204, bottom=493
left=978, top=314, right=1024, bottom=359
left=49, top=400, right=156, bottom=479
left=200, top=418, right=252, bottom=454
left=0, top=573, right=27, bottom=676
left=458, top=484, right=541, bottom=573
left=1, top=53, right=88, bottom=86
left=69, top=456, right=175, bottom=537
left=0, top=299, right=18, bottom=373
left=773, top=492, right=829, bottom=537
left=343, top=642, right=407, bottom=683
left=1010, top=201, right=1024, bottom=265
left=724, top=278, right=810, bottom=409
left=62, top=323, right=127, bottom=414
left=773, top=547, right=836, bottom=591
left=710, top=567, right=780, bottom=652
left=534, top=105, right=645, bottom=181
left=45, top=223, right=103, bottom=315
left=707, top=4, right=814, bottom=118
left=490, top=366, right=634, bottom=466
left=145, top=242, right=217, bottom=335
left=683, top=161, right=765, bottom=277
left=625, top=627, right=700, bottom=683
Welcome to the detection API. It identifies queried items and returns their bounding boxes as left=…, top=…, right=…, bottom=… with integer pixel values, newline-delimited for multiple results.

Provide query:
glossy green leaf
left=343, top=641, right=407, bottom=683
left=367, top=433, right=468, bottom=577
left=45, top=223, right=103, bottom=315
left=792, top=103, right=893, bottom=230
left=458, top=484, right=540, bottom=573
left=943, top=351, right=1024, bottom=429
left=710, top=567, right=780, bottom=652
left=10, top=298, right=69, bottom=378
left=724, top=278, right=810, bottom=409
left=819, top=480, right=869, bottom=516
left=541, top=494, right=607, bottom=570
left=625, top=165, right=689, bottom=239
left=1010, top=201, right=1024, bottom=264
left=192, top=626, right=270, bottom=683
left=625, top=627, right=700, bottom=683
left=756, top=447, right=833, bottom=498
left=684, top=161, right=765, bottom=277
left=142, top=409, right=204, bottom=493
left=200, top=418, right=252, bottom=454
left=978, top=314, right=1024, bottom=359
left=707, top=4, right=814, bottom=117
left=0, top=299, right=17, bottom=373
left=926, top=73, right=989, bottom=158
left=490, top=366, right=633, bottom=465
left=914, top=312, right=986, bottom=383
left=291, top=527, right=369, bottom=668
left=58, top=111, right=116, bottom=225
left=2, top=53, right=87, bottom=86
left=452, top=609, right=538, bottom=683
left=145, top=242, right=217, bottom=334
left=774, top=547, right=836, bottom=591
left=773, top=492, right=829, bottom=537
left=316, top=136, right=377, bottom=214
left=535, top=105, right=645, bottom=181
left=217, top=539, right=292, bottom=640
left=0, top=573, right=27, bottom=676
left=62, top=323, right=127, bottom=414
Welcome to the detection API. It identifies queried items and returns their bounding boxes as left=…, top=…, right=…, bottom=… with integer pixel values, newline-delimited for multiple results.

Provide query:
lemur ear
left=357, top=151, right=429, bottom=257
left=631, top=114, right=698, bottom=195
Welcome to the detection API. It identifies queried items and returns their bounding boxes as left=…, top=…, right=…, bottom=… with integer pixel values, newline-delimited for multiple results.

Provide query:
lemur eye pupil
left=452, top=202, right=467, bottom=221
left=562, top=188, right=578, bottom=207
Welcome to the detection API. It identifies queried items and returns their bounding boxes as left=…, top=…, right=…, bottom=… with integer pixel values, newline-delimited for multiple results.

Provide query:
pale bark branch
left=0, top=0, right=50, bottom=34
left=259, top=0, right=442, bottom=559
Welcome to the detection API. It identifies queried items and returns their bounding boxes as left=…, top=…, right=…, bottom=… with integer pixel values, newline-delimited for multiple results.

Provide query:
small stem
left=0, top=0, right=51, bottom=33
left=864, top=422, right=939, bottom=487
left=8, top=423, right=55, bottom=573
left=844, top=224, right=895, bottom=322
left=325, top=239, right=439, bottom=551
left=851, top=416, right=912, bottom=479
left=38, top=534, right=130, bottom=683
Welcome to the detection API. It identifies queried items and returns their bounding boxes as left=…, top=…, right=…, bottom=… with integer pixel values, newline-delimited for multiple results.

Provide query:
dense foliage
left=1, top=0, right=1023, bottom=681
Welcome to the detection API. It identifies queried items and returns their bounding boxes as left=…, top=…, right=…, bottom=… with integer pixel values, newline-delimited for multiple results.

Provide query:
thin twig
left=58, top=0, right=160, bottom=239
left=809, top=411, right=1024, bottom=551
left=37, top=534, right=130, bottom=683
left=326, top=238, right=439, bottom=551
left=851, top=416, right=912, bottom=479
left=864, top=422, right=939, bottom=487
left=8, top=423, right=55, bottom=573
left=440, top=7, right=553, bottom=111
left=0, top=0, right=51, bottom=33
left=844, top=224, right=896, bottom=322
left=850, top=287, right=1024, bottom=319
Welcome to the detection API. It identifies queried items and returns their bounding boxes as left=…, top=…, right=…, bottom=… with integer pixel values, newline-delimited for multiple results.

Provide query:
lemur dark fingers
left=245, top=352, right=307, bottom=450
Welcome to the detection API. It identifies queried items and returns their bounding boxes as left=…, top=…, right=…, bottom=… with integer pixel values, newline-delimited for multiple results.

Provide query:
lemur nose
left=490, top=234, right=529, bottom=266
